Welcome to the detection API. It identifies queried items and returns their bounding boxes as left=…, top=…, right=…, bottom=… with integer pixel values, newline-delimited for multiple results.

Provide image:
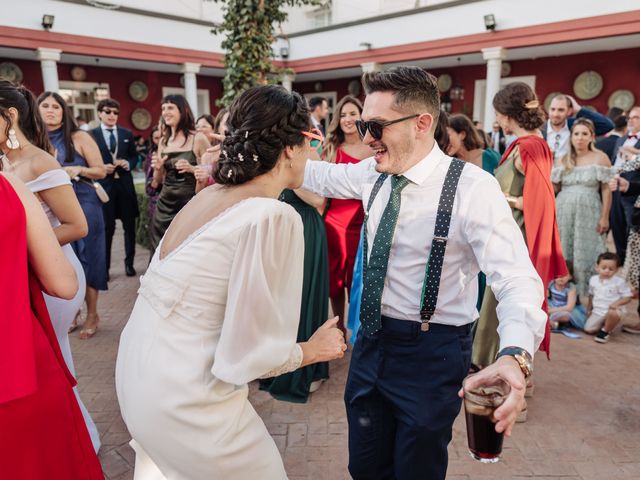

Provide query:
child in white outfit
left=585, top=252, right=632, bottom=343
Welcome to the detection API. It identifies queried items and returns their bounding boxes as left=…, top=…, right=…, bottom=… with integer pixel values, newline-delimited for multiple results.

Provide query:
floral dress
left=552, top=164, right=612, bottom=296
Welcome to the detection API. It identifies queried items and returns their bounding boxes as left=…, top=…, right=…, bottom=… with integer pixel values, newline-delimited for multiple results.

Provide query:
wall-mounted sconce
left=42, top=14, right=55, bottom=30
left=484, top=14, right=496, bottom=31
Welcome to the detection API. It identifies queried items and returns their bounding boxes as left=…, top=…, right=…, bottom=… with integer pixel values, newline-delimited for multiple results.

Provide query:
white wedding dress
left=116, top=197, right=305, bottom=480
left=26, top=169, right=101, bottom=452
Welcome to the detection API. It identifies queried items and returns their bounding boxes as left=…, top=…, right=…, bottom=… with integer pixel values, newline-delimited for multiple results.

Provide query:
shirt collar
left=101, top=123, right=116, bottom=132
left=401, top=142, right=444, bottom=186
left=547, top=121, right=568, bottom=136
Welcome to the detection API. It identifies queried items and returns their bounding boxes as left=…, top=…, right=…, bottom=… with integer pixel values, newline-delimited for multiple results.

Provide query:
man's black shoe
left=125, top=265, right=137, bottom=277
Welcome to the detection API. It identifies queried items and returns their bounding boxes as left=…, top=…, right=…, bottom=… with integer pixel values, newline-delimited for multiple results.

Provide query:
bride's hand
left=306, top=317, right=347, bottom=363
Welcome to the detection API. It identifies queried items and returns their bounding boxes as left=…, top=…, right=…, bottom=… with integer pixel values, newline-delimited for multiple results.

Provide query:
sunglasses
left=355, top=114, right=419, bottom=140
left=302, top=127, right=324, bottom=143
left=102, top=109, right=119, bottom=115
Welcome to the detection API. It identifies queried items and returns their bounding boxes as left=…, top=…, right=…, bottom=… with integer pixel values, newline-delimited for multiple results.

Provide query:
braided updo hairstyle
left=492, top=82, right=545, bottom=131
left=214, top=85, right=310, bottom=185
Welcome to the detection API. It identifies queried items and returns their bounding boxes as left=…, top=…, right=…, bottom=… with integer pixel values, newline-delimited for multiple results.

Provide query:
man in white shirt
left=91, top=99, right=139, bottom=278
left=303, top=66, right=546, bottom=480
left=308, top=96, right=329, bottom=136
left=542, top=94, right=614, bottom=163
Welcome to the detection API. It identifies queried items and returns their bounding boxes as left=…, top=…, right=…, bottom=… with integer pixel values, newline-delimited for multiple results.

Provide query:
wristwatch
left=496, top=346, right=533, bottom=379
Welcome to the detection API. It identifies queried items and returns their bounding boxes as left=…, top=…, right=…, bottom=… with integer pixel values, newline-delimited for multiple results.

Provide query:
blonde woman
left=552, top=118, right=612, bottom=298
left=322, top=95, right=370, bottom=335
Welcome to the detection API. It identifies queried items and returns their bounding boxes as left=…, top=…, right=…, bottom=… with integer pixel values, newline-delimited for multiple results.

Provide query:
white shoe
left=309, top=379, right=325, bottom=393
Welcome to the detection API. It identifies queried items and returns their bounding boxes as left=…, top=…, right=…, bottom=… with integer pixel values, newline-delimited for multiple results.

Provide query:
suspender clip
left=433, top=236, right=448, bottom=243
left=420, top=309, right=435, bottom=321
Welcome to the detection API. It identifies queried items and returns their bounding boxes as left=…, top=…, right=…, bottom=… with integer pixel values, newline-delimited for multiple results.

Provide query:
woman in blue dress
left=38, top=92, right=107, bottom=339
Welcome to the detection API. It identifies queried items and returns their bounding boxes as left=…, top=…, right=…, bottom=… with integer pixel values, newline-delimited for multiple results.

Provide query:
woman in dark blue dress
left=38, top=92, right=107, bottom=339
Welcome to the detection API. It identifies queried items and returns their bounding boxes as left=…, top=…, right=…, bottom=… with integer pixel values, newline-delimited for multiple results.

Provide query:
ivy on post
left=210, top=0, right=323, bottom=107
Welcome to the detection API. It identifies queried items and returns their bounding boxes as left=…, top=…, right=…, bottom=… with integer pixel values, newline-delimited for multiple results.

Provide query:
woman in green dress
left=260, top=127, right=329, bottom=402
left=259, top=184, right=331, bottom=403
left=149, top=95, right=209, bottom=257
left=472, top=83, right=567, bottom=371
left=552, top=119, right=612, bottom=298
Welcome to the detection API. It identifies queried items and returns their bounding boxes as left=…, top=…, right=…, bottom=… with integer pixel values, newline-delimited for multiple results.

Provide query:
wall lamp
left=42, top=14, right=55, bottom=30
left=484, top=14, right=496, bottom=31
left=359, top=42, right=372, bottom=50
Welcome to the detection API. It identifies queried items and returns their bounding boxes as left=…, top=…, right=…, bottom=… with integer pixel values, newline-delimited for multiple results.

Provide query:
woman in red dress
left=322, top=96, right=372, bottom=335
left=0, top=168, right=103, bottom=478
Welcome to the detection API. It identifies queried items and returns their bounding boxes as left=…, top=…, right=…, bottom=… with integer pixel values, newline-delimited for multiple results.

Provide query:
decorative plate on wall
left=70, top=66, right=87, bottom=81
left=573, top=71, right=603, bottom=100
left=0, top=62, right=23, bottom=84
left=437, top=74, right=452, bottom=93
left=131, top=108, right=152, bottom=130
left=544, top=92, right=562, bottom=111
left=608, top=89, right=635, bottom=111
left=129, top=81, right=149, bottom=102
left=501, top=62, right=511, bottom=77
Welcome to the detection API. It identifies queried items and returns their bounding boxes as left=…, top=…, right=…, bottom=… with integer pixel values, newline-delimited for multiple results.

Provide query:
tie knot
left=391, top=175, right=409, bottom=192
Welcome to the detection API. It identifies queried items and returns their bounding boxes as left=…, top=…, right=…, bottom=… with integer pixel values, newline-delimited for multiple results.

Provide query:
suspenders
left=364, top=158, right=466, bottom=331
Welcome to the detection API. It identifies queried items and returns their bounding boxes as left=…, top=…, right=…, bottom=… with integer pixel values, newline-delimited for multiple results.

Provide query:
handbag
left=74, top=176, right=110, bottom=203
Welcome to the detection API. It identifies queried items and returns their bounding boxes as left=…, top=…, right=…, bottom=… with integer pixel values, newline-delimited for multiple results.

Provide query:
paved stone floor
left=71, top=234, right=640, bottom=480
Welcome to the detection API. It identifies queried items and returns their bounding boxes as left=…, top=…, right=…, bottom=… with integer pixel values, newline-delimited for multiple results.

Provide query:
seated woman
left=115, top=85, right=346, bottom=479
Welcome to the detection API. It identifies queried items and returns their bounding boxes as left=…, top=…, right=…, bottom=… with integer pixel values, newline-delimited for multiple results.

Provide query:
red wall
left=293, top=46, right=640, bottom=120
left=0, top=58, right=224, bottom=136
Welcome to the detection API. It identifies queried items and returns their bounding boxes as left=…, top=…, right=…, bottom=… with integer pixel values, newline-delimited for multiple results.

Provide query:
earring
left=6, top=129, right=19, bottom=150
left=289, top=161, right=293, bottom=169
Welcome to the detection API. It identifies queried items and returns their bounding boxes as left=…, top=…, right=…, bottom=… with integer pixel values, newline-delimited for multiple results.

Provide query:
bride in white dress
left=0, top=81, right=101, bottom=451
left=116, top=85, right=346, bottom=479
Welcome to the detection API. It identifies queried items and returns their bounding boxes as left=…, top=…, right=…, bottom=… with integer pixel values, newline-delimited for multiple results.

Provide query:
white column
left=481, top=46, right=506, bottom=130
left=361, top=62, right=383, bottom=73
left=281, top=73, right=295, bottom=93
left=36, top=48, right=62, bottom=92
left=181, top=62, right=201, bottom=117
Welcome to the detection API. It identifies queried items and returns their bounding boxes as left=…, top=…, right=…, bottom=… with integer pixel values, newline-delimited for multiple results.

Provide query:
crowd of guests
left=2, top=66, right=639, bottom=478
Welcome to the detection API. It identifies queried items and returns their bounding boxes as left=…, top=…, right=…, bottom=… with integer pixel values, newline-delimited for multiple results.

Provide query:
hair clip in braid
left=245, top=131, right=249, bottom=139
left=227, top=169, right=233, bottom=178
left=252, top=154, right=259, bottom=162
left=238, top=153, right=244, bottom=162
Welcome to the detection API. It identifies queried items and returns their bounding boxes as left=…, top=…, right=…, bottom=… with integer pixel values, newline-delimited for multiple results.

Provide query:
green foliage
left=211, top=0, right=322, bottom=107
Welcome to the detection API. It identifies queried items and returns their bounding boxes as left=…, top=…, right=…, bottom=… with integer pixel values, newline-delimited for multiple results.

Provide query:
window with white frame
left=59, top=81, right=110, bottom=128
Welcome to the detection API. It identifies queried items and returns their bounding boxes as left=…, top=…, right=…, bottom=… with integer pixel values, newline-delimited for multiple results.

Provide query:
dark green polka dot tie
left=360, top=175, right=410, bottom=335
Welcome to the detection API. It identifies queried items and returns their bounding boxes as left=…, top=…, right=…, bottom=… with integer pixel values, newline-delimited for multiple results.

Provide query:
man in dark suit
left=609, top=106, right=640, bottom=263
left=542, top=94, right=614, bottom=163
left=595, top=114, right=627, bottom=164
left=490, top=121, right=506, bottom=155
left=92, top=99, right=139, bottom=277
left=308, top=96, right=329, bottom=136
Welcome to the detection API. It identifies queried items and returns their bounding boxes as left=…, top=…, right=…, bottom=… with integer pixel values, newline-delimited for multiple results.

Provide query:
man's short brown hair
left=361, top=66, right=440, bottom=125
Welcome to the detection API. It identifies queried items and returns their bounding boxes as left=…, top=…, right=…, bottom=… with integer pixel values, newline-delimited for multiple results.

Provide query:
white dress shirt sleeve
left=303, top=157, right=373, bottom=200
left=463, top=175, right=546, bottom=357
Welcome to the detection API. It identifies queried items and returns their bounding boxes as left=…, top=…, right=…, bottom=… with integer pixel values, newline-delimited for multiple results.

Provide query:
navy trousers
left=610, top=191, right=636, bottom=264
left=345, top=316, right=472, bottom=480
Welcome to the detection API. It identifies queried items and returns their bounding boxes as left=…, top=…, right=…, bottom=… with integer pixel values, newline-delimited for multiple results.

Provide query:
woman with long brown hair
left=38, top=91, right=107, bottom=341
left=149, top=95, right=209, bottom=256
left=322, top=95, right=370, bottom=335
left=552, top=118, right=612, bottom=298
